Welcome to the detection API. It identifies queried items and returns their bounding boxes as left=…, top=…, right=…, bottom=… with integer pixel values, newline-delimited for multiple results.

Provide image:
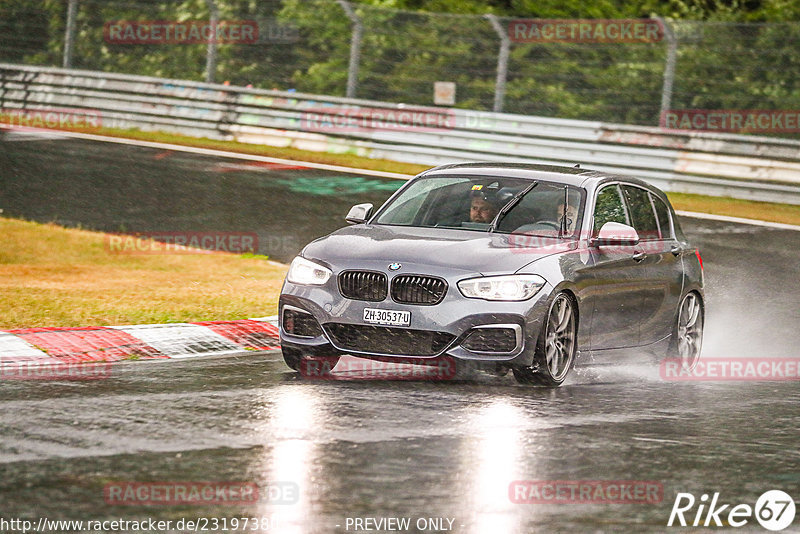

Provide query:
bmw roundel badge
left=388, top=263, right=402, bottom=271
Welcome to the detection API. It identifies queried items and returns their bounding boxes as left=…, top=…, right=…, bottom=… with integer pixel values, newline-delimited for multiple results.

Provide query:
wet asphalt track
left=1, top=132, right=799, bottom=533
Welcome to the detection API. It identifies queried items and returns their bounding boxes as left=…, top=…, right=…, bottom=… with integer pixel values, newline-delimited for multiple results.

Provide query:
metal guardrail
left=3, top=63, right=800, bottom=204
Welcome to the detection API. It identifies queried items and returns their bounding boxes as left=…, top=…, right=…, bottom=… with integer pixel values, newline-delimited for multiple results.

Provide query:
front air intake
left=391, top=275, right=447, bottom=305
left=338, top=270, right=388, bottom=302
left=282, top=308, right=323, bottom=338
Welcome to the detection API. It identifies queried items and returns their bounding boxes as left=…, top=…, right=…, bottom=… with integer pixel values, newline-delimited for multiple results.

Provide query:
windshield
left=373, top=175, right=585, bottom=238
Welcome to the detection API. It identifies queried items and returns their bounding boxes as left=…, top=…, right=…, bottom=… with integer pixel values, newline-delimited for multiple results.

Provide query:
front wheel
left=513, top=292, right=577, bottom=387
left=669, top=292, right=704, bottom=371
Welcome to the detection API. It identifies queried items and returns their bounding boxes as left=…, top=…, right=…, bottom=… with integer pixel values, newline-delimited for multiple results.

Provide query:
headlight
left=457, top=274, right=545, bottom=301
left=287, top=256, right=332, bottom=285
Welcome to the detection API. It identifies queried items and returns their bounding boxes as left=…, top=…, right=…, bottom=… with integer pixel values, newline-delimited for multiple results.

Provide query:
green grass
left=0, top=218, right=287, bottom=329
left=666, top=192, right=800, bottom=226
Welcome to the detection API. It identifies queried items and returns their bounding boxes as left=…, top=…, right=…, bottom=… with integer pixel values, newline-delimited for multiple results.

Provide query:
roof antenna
left=573, top=163, right=581, bottom=168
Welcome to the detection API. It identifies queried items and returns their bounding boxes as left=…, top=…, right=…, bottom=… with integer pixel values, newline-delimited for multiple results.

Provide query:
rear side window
left=650, top=194, right=673, bottom=239
left=622, top=185, right=659, bottom=240
left=593, top=185, right=628, bottom=234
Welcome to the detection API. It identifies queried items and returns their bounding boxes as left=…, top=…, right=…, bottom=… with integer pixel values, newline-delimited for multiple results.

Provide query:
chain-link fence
left=2, top=0, right=799, bottom=129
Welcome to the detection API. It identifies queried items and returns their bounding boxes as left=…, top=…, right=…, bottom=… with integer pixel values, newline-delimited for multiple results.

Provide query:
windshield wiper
left=488, top=181, right=538, bottom=233
left=559, top=185, right=568, bottom=239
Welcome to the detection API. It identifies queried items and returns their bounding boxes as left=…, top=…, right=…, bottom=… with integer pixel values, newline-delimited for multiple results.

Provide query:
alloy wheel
left=544, top=293, right=576, bottom=381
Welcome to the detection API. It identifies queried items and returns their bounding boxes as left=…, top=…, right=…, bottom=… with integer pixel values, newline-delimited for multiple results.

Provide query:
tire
left=668, top=292, right=704, bottom=371
left=282, top=347, right=340, bottom=376
left=513, top=292, right=577, bottom=387
left=282, top=347, right=303, bottom=371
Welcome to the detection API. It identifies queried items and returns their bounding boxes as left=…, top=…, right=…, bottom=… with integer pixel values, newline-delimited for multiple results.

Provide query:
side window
left=622, top=185, right=659, bottom=240
left=593, top=185, right=628, bottom=234
left=650, top=193, right=673, bottom=240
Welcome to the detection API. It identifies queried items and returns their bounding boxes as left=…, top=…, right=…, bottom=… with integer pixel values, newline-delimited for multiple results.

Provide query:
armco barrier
left=2, top=63, right=800, bottom=204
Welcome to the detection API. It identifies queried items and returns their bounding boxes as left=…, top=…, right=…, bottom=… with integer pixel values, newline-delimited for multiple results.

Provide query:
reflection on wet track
left=2, top=354, right=798, bottom=532
left=1, top=135, right=799, bottom=532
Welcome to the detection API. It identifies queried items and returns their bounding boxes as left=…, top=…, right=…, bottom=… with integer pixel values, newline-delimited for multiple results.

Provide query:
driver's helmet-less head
left=470, top=183, right=517, bottom=207
left=469, top=184, right=519, bottom=223
left=469, top=185, right=501, bottom=223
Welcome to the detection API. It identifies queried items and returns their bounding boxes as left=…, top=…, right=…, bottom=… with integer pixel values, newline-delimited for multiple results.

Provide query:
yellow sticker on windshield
left=471, top=185, right=483, bottom=190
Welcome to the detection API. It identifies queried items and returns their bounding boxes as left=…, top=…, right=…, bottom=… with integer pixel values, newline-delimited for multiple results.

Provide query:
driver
left=470, top=190, right=500, bottom=223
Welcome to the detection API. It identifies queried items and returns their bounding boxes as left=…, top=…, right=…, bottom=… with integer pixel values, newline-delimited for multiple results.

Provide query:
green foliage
left=2, top=0, right=798, bottom=129
left=0, top=0, right=51, bottom=63
left=593, top=186, right=627, bottom=232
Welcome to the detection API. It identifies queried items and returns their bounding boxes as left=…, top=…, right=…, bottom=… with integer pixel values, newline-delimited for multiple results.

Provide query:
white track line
left=676, top=210, right=800, bottom=232
left=31, top=129, right=414, bottom=180
left=250, top=316, right=279, bottom=323
left=2, top=130, right=70, bottom=141
left=12, top=128, right=799, bottom=231
left=111, top=323, right=244, bottom=358
left=0, top=333, right=49, bottom=362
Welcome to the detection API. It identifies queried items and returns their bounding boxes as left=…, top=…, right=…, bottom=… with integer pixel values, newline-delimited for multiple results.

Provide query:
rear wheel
left=670, top=292, right=704, bottom=371
left=513, top=292, right=577, bottom=387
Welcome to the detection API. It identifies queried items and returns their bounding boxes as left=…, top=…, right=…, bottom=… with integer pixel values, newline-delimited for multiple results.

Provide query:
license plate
left=363, top=308, right=411, bottom=327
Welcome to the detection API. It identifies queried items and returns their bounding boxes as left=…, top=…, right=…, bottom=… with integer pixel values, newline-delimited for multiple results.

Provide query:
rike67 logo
left=668, top=490, right=796, bottom=531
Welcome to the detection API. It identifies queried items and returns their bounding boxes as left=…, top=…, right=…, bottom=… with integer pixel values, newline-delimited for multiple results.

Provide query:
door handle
left=632, top=251, right=647, bottom=262
left=670, top=244, right=681, bottom=257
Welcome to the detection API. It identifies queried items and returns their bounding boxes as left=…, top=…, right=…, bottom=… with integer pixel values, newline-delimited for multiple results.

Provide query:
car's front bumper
left=278, top=278, right=553, bottom=367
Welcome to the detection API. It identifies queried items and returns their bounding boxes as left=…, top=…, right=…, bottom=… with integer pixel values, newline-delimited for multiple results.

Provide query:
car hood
left=302, top=224, right=577, bottom=275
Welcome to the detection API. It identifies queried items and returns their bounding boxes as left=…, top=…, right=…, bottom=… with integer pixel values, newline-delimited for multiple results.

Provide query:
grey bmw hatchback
left=279, top=163, right=704, bottom=386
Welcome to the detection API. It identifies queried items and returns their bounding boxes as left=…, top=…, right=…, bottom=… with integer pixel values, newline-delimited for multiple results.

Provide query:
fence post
left=337, top=0, right=362, bottom=99
left=657, top=17, right=677, bottom=126
left=62, top=0, right=79, bottom=68
left=204, top=0, right=219, bottom=83
left=485, top=14, right=509, bottom=113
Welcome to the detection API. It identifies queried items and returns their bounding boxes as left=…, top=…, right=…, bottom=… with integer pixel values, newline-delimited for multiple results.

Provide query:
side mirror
left=591, top=222, right=640, bottom=247
left=345, top=203, right=373, bottom=224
